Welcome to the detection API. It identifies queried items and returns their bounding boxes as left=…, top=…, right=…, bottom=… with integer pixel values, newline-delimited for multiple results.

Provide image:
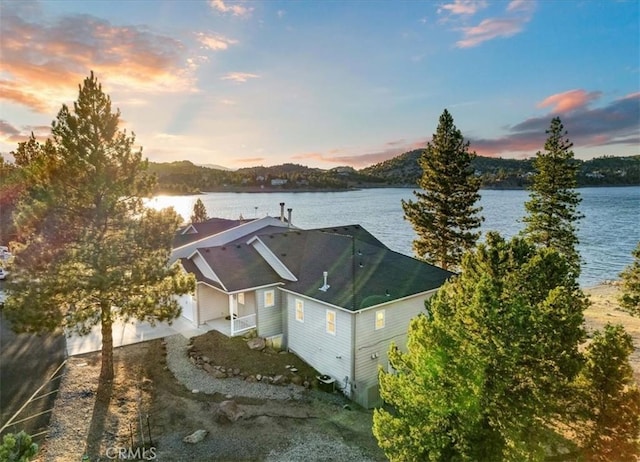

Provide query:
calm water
left=148, top=187, right=640, bottom=287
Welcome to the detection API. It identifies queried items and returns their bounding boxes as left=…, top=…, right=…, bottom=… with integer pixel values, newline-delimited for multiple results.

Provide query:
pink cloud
left=537, top=89, right=602, bottom=113
left=0, top=6, right=196, bottom=114
left=235, top=157, right=265, bottom=164
left=455, top=0, right=536, bottom=48
left=221, top=72, right=260, bottom=83
left=439, top=0, right=487, bottom=16
left=196, top=32, right=238, bottom=50
left=209, top=0, right=253, bottom=17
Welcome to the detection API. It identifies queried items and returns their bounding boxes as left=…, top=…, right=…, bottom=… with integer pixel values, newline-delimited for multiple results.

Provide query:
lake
left=147, top=186, right=640, bottom=288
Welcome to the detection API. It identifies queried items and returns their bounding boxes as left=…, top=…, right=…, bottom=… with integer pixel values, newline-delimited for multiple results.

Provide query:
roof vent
left=319, top=271, right=330, bottom=292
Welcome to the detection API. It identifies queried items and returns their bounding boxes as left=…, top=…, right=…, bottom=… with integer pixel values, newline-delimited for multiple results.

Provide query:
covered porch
left=197, top=284, right=257, bottom=337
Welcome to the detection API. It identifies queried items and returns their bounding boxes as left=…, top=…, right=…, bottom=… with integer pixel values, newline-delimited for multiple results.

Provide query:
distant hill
left=361, top=152, right=640, bottom=188
left=197, top=163, right=234, bottom=171
left=148, top=154, right=640, bottom=194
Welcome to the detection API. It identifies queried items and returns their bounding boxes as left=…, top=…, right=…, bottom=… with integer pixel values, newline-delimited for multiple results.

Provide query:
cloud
left=0, top=5, right=197, bottom=113
left=209, top=0, right=253, bottom=17
left=236, top=157, right=265, bottom=164
left=471, top=91, right=640, bottom=156
left=221, top=72, right=260, bottom=83
left=0, top=119, right=51, bottom=149
left=455, top=0, right=536, bottom=48
left=438, top=1, right=488, bottom=16
left=302, top=91, right=640, bottom=165
left=196, top=32, right=238, bottom=50
left=537, top=89, right=602, bottom=113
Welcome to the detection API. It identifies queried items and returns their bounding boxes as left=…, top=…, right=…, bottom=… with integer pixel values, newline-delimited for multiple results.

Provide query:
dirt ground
left=38, top=283, right=639, bottom=462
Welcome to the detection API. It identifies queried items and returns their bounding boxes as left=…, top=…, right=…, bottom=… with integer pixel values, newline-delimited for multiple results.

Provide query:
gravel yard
left=38, top=331, right=385, bottom=461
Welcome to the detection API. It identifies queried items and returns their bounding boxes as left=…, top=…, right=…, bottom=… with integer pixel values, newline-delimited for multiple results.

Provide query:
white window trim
left=295, top=299, right=304, bottom=322
left=326, top=309, right=336, bottom=335
left=238, top=292, right=245, bottom=305
left=264, top=289, right=275, bottom=308
left=375, top=309, right=385, bottom=330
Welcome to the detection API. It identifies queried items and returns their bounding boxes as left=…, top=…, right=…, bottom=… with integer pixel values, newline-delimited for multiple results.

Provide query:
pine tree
left=5, top=73, right=194, bottom=381
left=0, top=431, right=38, bottom=462
left=619, top=241, right=640, bottom=316
left=401, top=109, right=482, bottom=271
left=373, top=233, right=587, bottom=461
left=522, top=117, right=583, bottom=274
left=190, top=198, right=209, bottom=223
left=577, top=324, right=640, bottom=460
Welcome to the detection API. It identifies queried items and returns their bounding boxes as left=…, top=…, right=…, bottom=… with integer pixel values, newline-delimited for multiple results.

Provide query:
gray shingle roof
left=182, top=223, right=453, bottom=310
left=196, top=242, right=283, bottom=292
left=260, top=229, right=453, bottom=310
left=174, top=218, right=255, bottom=248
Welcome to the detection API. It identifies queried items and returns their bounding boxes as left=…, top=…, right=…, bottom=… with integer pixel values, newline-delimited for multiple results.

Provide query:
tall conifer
left=522, top=117, right=583, bottom=273
left=5, top=73, right=194, bottom=381
left=401, top=109, right=482, bottom=271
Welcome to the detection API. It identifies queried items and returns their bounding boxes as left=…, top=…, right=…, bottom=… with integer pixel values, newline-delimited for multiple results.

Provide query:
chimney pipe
left=320, top=271, right=330, bottom=292
left=287, top=208, right=292, bottom=227
left=280, top=202, right=285, bottom=222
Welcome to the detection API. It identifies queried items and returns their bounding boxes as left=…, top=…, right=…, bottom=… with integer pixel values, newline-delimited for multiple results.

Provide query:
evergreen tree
left=190, top=198, right=209, bottom=223
left=0, top=431, right=38, bottom=462
left=577, top=324, right=640, bottom=461
left=619, top=241, right=640, bottom=315
left=401, top=109, right=482, bottom=271
left=5, top=73, right=194, bottom=381
left=522, top=117, right=583, bottom=274
left=373, top=233, right=587, bottom=461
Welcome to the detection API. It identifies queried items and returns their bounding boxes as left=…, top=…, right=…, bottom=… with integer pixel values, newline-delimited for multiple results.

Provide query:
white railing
left=231, top=313, right=256, bottom=336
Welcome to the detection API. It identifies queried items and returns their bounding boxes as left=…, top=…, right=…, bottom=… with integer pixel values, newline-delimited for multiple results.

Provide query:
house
left=172, top=210, right=453, bottom=408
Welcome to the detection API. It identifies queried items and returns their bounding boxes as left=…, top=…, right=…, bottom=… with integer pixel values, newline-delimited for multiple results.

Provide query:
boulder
left=247, top=337, right=266, bottom=351
left=201, top=355, right=211, bottom=363
left=290, top=375, right=303, bottom=386
left=202, top=363, right=214, bottom=374
left=183, top=429, right=208, bottom=444
left=272, top=375, right=288, bottom=385
left=211, top=369, right=227, bottom=379
left=219, top=400, right=244, bottom=422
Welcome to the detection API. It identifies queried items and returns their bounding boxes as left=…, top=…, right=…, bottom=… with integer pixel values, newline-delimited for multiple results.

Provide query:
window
left=238, top=292, right=245, bottom=305
left=375, top=309, right=385, bottom=330
left=295, top=299, right=304, bottom=322
left=326, top=309, right=336, bottom=335
left=264, top=290, right=275, bottom=307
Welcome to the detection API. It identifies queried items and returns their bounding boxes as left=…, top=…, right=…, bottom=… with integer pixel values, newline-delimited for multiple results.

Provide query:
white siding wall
left=256, top=287, right=284, bottom=338
left=175, top=293, right=196, bottom=325
left=353, top=292, right=435, bottom=408
left=285, top=293, right=353, bottom=396
left=197, top=284, right=228, bottom=322
left=236, top=291, right=256, bottom=318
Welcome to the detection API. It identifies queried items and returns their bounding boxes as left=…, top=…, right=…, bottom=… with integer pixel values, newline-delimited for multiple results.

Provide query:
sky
left=0, top=0, right=638, bottom=169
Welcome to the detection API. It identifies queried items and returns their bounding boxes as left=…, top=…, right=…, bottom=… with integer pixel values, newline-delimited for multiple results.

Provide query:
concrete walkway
left=66, top=316, right=215, bottom=356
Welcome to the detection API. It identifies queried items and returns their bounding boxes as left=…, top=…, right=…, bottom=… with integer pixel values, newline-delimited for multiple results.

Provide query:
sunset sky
left=1, top=0, right=638, bottom=169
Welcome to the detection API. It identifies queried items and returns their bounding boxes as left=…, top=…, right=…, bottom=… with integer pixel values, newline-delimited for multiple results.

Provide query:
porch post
left=229, top=294, right=236, bottom=336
